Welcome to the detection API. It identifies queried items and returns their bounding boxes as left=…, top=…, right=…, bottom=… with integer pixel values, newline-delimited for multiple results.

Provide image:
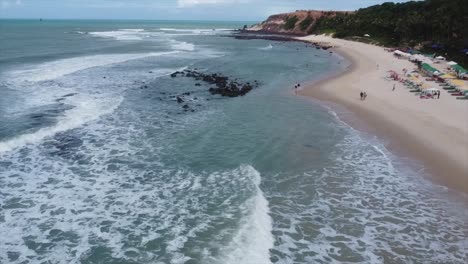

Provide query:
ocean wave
left=7, top=51, right=179, bottom=83
left=159, top=28, right=233, bottom=35
left=0, top=93, right=123, bottom=153
left=267, top=123, right=467, bottom=263
left=170, top=40, right=195, bottom=51
left=218, top=165, right=274, bottom=264
left=0, top=141, right=273, bottom=264
left=89, top=28, right=148, bottom=41
left=119, top=28, right=145, bottom=32
left=259, top=44, right=273, bottom=50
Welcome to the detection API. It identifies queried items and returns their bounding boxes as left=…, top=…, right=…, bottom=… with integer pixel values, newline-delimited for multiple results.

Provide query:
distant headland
left=245, top=0, right=467, bottom=67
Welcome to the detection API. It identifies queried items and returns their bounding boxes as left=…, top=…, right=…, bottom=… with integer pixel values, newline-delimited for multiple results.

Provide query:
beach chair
left=419, top=93, right=431, bottom=99
left=453, top=90, right=468, bottom=97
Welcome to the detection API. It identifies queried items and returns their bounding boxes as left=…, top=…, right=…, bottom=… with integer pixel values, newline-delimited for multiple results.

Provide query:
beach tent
left=447, top=61, right=458, bottom=66
left=435, top=56, right=446, bottom=60
left=421, top=63, right=442, bottom=76
left=394, top=50, right=411, bottom=58
left=420, top=88, right=439, bottom=96
left=410, top=54, right=431, bottom=64
left=423, top=88, right=439, bottom=93
left=451, top=64, right=467, bottom=74
left=364, top=34, right=370, bottom=37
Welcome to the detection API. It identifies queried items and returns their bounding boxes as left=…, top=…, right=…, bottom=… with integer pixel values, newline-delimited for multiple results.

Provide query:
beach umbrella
left=440, top=74, right=456, bottom=79
left=450, top=80, right=468, bottom=91
left=451, top=64, right=467, bottom=74
left=451, top=80, right=465, bottom=86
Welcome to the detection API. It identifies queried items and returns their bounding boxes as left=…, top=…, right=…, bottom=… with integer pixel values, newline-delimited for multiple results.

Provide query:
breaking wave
left=7, top=52, right=179, bottom=82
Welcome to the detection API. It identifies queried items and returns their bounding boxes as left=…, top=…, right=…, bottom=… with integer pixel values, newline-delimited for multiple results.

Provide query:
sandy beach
left=297, top=35, right=468, bottom=193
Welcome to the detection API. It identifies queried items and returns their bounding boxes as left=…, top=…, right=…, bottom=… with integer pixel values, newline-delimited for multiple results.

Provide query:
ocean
left=0, top=20, right=466, bottom=264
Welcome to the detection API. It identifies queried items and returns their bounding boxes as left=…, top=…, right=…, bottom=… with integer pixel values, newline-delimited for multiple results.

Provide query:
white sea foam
left=0, top=123, right=273, bottom=264
left=219, top=165, right=274, bottom=264
left=9, top=51, right=179, bottom=82
left=120, top=28, right=145, bottom=32
left=0, top=93, right=123, bottom=153
left=89, top=28, right=147, bottom=41
left=159, top=28, right=232, bottom=36
left=259, top=44, right=273, bottom=50
left=268, top=122, right=468, bottom=263
left=170, top=40, right=195, bottom=51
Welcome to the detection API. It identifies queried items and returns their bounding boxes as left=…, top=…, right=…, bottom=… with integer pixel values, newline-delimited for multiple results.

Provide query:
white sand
left=297, top=35, right=468, bottom=193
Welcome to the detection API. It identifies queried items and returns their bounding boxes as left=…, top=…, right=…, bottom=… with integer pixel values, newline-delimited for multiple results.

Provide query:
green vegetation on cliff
left=299, top=16, right=314, bottom=32
left=308, top=0, right=467, bottom=66
left=283, top=16, right=299, bottom=30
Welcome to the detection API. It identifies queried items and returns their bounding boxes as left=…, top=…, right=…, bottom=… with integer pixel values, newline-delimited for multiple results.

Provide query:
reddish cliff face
left=248, top=10, right=352, bottom=35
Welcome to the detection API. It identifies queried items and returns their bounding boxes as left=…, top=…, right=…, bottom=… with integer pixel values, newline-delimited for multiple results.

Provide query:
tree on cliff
left=309, top=0, right=467, bottom=66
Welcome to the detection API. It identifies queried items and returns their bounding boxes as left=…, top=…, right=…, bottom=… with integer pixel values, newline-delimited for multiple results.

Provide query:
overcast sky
left=0, top=0, right=410, bottom=21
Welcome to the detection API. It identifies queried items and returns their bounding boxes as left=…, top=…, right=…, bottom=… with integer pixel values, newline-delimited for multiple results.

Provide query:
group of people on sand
left=294, top=83, right=301, bottom=95
left=360, top=91, right=367, bottom=100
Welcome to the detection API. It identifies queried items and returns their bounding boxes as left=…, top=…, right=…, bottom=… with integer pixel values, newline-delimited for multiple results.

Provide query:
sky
left=0, top=0, right=410, bottom=21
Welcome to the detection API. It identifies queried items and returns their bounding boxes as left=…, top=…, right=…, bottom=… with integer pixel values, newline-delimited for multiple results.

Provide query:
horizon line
left=0, top=17, right=261, bottom=22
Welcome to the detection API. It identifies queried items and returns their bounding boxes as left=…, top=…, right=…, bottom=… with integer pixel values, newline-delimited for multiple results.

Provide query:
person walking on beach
left=363, top=92, right=367, bottom=100
left=393, top=84, right=396, bottom=91
left=294, top=84, right=297, bottom=95
left=360, top=91, right=364, bottom=100
left=437, top=90, right=440, bottom=99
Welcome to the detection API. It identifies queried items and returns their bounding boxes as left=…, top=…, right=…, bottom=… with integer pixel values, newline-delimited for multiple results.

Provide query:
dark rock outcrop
left=170, top=69, right=259, bottom=98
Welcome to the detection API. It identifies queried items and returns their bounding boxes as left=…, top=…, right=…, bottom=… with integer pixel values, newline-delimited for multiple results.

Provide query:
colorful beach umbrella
left=440, top=74, right=456, bottom=79
left=451, top=80, right=466, bottom=86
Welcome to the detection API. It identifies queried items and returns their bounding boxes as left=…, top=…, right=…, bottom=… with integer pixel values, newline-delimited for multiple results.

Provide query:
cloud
left=177, top=0, right=248, bottom=8
left=1, top=0, right=22, bottom=9
left=0, top=1, right=9, bottom=9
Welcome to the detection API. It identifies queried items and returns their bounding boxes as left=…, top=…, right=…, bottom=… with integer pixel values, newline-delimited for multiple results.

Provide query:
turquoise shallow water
left=0, top=20, right=467, bottom=264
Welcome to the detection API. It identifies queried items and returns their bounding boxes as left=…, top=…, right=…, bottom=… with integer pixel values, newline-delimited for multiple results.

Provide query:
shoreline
left=297, top=35, right=468, bottom=194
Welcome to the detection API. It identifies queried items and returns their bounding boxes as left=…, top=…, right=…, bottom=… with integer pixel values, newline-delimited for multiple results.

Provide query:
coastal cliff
left=247, top=10, right=352, bottom=35
left=247, top=0, right=467, bottom=67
